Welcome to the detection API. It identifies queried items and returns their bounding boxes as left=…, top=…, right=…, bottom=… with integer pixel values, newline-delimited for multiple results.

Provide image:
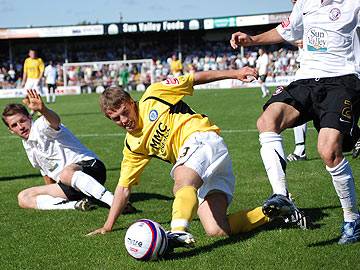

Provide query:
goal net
left=62, top=59, right=154, bottom=93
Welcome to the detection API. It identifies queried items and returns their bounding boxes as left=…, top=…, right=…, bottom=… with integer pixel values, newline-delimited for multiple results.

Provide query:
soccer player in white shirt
left=2, top=90, right=115, bottom=211
left=44, top=61, right=57, bottom=104
left=256, top=48, right=270, bottom=98
left=230, top=0, right=360, bottom=244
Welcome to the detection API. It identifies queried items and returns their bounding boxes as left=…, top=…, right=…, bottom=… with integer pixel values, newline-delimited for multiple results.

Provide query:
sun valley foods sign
left=0, top=12, right=290, bottom=39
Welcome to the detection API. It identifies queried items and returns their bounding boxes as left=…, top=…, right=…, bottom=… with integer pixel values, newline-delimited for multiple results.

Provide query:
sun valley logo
left=150, top=122, right=170, bottom=155
left=306, top=28, right=328, bottom=52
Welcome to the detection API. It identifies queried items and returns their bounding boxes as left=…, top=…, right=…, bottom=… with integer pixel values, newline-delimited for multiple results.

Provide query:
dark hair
left=99, top=87, right=133, bottom=116
left=2, top=104, right=30, bottom=127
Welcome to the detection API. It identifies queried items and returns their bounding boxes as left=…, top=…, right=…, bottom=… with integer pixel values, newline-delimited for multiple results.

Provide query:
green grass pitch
left=0, top=88, right=359, bottom=269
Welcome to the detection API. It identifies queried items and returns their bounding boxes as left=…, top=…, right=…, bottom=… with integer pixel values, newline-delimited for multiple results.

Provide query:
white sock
left=260, top=84, right=267, bottom=96
left=326, top=158, right=359, bottom=222
left=70, top=171, right=113, bottom=207
left=293, top=123, right=307, bottom=156
left=259, top=132, right=288, bottom=196
left=46, top=92, right=50, bottom=103
left=51, top=88, right=56, bottom=103
left=264, top=84, right=269, bottom=93
left=36, top=195, right=76, bottom=210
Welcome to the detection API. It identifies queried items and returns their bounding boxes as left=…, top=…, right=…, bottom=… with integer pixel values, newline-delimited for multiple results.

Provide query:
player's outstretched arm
left=87, top=185, right=131, bottom=236
left=230, top=28, right=284, bottom=49
left=193, top=67, right=258, bottom=86
left=23, top=89, right=60, bottom=130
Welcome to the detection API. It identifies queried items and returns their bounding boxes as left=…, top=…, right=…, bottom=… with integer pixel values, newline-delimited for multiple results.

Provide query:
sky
left=0, top=0, right=292, bottom=28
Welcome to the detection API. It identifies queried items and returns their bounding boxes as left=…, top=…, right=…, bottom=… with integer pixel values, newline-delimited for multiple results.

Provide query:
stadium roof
left=0, top=11, right=290, bottom=40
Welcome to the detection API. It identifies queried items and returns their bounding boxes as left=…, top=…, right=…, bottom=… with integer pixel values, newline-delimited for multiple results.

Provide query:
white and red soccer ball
left=124, top=219, right=168, bottom=261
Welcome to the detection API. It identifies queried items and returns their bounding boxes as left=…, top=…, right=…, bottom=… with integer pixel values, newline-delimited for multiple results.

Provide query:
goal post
left=62, top=59, right=154, bottom=92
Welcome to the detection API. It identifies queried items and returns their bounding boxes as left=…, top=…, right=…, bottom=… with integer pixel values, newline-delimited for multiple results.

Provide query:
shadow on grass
left=163, top=205, right=341, bottom=260
left=0, top=173, right=41, bottom=181
left=130, top=192, right=172, bottom=203
left=307, top=238, right=339, bottom=247
left=304, top=205, right=345, bottom=247
left=301, top=206, right=334, bottom=229
left=164, top=225, right=282, bottom=261
left=91, top=192, right=172, bottom=215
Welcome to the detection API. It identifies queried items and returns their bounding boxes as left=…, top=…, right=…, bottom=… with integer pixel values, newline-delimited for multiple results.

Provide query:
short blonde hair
left=99, top=87, right=133, bottom=116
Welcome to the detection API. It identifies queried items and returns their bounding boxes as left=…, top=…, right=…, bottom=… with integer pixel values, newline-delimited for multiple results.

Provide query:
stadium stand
left=0, top=13, right=301, bottom=91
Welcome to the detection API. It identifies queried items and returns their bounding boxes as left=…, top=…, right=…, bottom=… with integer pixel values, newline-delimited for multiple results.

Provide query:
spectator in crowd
left=1, top=42, right=302, bottom=91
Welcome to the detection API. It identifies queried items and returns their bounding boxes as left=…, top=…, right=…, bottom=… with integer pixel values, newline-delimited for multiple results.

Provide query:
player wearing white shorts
left=88, top=68, right=274, bottom=248
left=21, top=49, right=44, bottom=94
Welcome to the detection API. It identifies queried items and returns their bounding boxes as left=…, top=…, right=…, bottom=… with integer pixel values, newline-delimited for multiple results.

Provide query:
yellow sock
left=227, top=206, right=270, bottom=235
left=171, top=186, right=198, bottom=232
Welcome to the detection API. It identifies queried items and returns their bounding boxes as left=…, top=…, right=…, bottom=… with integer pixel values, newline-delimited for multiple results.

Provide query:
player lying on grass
left=1, top=90, right=135, bottom=212
left=87, top=67, right=301, bottom=247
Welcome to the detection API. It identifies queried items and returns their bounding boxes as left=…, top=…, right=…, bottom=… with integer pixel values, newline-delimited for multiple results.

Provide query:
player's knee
left=17, top=190, right=31, bottom=208
left=59, top=170, right=71, bottom=183
left=257, top=114, right=276, bottom=132
left=203, top=225, right=228, bottom=237
left=59, top=165, right=79, bottom=184
left=256, top=115, right=267, bottom=132
left=317, top=146, right=339, bottom=167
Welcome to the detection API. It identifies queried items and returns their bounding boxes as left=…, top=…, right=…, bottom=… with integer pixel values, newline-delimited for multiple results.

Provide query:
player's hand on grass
left=237, top=67, right=258, bottom=82
left=230, top=31, right=254, bottom=49
left=86, top=226, right=112, bottom=236
left=22, top=89, right=45, bottom=113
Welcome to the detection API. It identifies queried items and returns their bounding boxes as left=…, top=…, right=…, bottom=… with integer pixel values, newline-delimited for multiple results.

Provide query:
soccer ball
left=124, top=219, right=168, bottom=261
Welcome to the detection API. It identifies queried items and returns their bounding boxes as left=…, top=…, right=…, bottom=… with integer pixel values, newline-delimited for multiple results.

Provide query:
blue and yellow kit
left=119, top=74, right=220, bottom=187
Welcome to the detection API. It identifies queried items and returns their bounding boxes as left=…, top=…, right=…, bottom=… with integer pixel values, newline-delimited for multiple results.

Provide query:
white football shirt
left=44, top=65, right=57, bottom=85
left=276, top=0, right=360, bottom=80
left=22, top=116, right=97, bottom=182
left=256, top=53, right=269, bottom=76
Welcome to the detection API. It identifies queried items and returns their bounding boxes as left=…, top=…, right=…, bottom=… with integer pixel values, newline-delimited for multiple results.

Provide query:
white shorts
left=24, top=78, right=42, bottom=94
left=170, top=131, right=235, bottom=205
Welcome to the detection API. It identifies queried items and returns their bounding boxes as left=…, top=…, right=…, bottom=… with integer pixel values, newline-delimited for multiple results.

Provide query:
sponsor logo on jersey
left=149, top=110, right=158, bottom=121
left=281, top=18, right=290, bottom=28
left=329, top=8, right=341, bottom=21
left=273, top=86, right=285, bottom=96
left=162, top=77, right=180, bottom=85
left=150, top=122, right=170, bottom=155
left=306, top=28, right=328, bottom=52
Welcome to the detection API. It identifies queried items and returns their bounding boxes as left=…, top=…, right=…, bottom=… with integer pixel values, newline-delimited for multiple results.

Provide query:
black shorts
left=58, top=159, right=107, bottom=201
left=264, top=74, right=360, bottom=136
left=47, top=84, right=56, bottom=91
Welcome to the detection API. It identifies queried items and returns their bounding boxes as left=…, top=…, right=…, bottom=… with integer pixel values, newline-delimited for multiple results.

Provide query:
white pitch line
left=0, top=127, right=316, bottom=140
